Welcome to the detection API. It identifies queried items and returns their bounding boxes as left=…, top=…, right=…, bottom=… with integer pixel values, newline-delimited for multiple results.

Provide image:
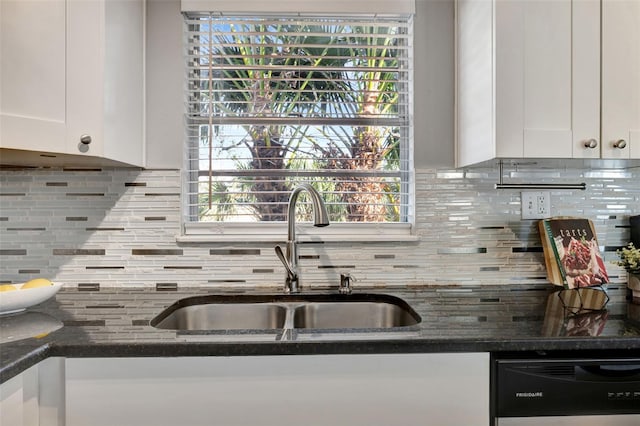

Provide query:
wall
left=0, top=165, right=637, bottom=289
left=1, top=1, right=638, bottom=289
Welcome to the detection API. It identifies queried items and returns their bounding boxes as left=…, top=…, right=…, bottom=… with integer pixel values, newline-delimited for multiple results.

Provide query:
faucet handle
left=275, top=246, right=294, bottom=276
left=339, top=273, right=353, bottom=294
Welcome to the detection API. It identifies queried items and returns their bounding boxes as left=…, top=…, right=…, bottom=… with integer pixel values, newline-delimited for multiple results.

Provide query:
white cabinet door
left=0, top=0, right=67, bottom=154
left=0, top=365, right=38, bottom=426
left=515, top=0, right=604, bottom=160
left=0, top=0, right=144, bottom=167
left=601, top=0, right=640, bottom=159
left=0, top=358, right=65, bottom=426
left=66, top=353, right=490, bottom=426
left=572, top=0, right=602, bottom=159
left=502, top=0, right=574, bottom=159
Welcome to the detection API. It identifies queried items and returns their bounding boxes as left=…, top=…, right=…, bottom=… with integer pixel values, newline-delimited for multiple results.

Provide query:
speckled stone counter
left=2, top=284, right=640, bottom=383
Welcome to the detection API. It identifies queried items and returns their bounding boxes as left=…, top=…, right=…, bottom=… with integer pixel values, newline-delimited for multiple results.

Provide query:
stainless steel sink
left=150, top=293, right=420, bottom=331
left=151, top=297, right=287, bottom=330
left=293, top=301, right=419, bottom=329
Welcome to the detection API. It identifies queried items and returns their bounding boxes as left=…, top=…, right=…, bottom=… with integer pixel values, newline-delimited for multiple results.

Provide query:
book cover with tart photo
left=538, top=217, right=609, bottom=289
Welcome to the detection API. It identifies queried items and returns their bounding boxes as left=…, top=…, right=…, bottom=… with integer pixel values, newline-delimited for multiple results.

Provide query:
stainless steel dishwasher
left=492, top=352, right=640, bottom=425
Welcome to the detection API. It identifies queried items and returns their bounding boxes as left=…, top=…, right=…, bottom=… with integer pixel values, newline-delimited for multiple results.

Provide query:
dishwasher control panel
left=494, top=356, right=640, bottom=418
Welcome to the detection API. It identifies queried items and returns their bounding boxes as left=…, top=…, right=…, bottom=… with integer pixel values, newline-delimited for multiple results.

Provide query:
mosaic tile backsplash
left=0, top=165, right=638, bottom=289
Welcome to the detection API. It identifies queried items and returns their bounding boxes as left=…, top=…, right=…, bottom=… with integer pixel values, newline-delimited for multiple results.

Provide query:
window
left=183, top=9, right=414, bottom=239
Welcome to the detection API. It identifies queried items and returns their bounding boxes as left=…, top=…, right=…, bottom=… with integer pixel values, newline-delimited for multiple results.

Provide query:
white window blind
left=181, top=0, right=416, bottom=15
left=184, top=13, right=413, bottom=226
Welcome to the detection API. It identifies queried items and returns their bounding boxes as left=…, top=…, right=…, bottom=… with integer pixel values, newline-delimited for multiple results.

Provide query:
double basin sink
left=150, top=293, right=421, bottom=331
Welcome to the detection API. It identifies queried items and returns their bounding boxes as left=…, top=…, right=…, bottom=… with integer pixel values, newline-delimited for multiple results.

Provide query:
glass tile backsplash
left=1, top=165, right=638, bottom=289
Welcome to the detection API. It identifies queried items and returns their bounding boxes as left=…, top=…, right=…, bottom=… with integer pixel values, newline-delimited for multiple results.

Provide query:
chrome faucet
left=275, top=183, right=329, bottom=293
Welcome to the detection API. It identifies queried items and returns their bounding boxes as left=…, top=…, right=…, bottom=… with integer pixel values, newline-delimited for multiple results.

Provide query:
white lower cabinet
left=65, top=353, right=490, bottom=426
left=0, top=366, right=37, bottom=426
left=0, top=358, right=65, bottom=426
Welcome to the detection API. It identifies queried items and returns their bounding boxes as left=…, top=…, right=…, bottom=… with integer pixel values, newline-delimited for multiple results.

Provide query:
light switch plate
left=521, top=191, right=551, bottom=219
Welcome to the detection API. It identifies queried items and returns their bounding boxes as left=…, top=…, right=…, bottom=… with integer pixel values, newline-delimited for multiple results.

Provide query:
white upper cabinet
left=456, top=0, right=640, bottom=167
left=0, top=0, right=144, bottom=167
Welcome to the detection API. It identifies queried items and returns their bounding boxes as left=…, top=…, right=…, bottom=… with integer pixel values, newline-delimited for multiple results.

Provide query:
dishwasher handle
left=577, top=364, right=640, bottom=381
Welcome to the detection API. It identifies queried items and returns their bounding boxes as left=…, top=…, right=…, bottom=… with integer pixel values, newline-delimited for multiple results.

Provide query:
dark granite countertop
left=2, top=284, right=640, bottom=383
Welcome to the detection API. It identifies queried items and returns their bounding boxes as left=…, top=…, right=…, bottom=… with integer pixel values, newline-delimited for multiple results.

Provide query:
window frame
left=180, top=10, right=416, bottom=242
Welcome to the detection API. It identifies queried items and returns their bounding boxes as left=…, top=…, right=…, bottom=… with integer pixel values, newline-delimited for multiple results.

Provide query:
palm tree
left=347, top=91, right=400, bottom=220
left=314, top=24, right=403, bottom=221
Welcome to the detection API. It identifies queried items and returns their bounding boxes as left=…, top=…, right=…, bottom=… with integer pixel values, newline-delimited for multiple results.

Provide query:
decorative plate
left=0, top=282, right=63, bottom=315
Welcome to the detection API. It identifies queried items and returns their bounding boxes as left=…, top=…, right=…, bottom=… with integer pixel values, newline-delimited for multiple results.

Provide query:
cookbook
left=538, top=217, right=609, bottom=288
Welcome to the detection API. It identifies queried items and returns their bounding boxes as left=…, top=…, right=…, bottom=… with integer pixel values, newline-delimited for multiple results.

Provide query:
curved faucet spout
left=277, top=183, right=330, bottom=293
left=287, top=183, right=329, bottom=243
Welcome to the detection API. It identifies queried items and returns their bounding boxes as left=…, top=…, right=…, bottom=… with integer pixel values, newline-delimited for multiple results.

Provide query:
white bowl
left=0, top=282, right=63, bottom=315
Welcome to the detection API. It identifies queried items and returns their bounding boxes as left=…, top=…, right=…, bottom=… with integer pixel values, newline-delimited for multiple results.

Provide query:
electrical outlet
left=521, top=191, right=551, bottom=219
